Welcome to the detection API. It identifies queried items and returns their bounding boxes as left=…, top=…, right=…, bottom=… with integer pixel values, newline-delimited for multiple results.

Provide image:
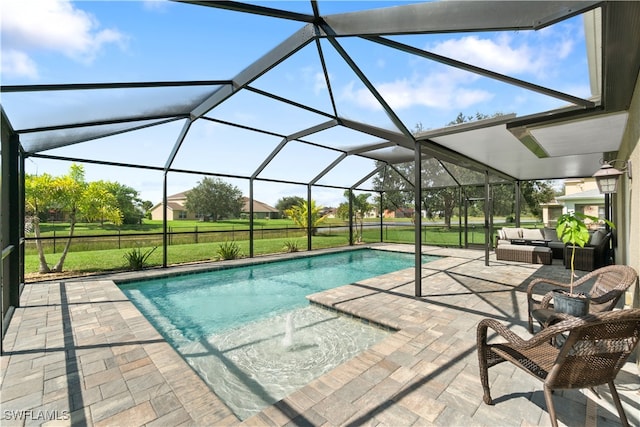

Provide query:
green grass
left=24, top=234, right=353, bottom=278
left=24, top=218, right=543, bottom=280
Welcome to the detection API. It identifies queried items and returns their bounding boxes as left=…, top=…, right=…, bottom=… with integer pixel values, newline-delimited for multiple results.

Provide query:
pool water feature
left=120, top=249, right=436, bottom=419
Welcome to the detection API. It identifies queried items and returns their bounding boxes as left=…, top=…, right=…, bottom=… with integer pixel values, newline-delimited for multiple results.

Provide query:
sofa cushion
left=522, top=228, right=544, bottom=241
left=588, top=230, right=607, bottom=247
left=542, top=228, right=559, bottom=242
left=502, top=228, right=522, bottom=240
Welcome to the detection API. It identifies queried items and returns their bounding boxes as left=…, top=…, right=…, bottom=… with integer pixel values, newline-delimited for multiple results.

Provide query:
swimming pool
left=120, top=249, right=436, bottom=419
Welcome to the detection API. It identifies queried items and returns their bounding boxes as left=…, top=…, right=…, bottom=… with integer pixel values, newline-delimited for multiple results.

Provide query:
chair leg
left=478, top=362, right=492, bottom=404
left=543, top=385, right=558, bottom=427
left=528, top=314, right=534, bottom=334
left=608, top=381, right=630, bottom=427
left=477, top=347, right=493, bottom=405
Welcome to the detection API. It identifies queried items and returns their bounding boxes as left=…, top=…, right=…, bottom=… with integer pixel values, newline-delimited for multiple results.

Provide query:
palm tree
left=284, top=200, right=327, bottom=235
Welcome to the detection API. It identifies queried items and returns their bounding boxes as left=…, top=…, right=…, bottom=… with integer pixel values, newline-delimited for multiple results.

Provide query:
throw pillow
left=503, top=228, right=521, bottom=240
left=522, top=228, right=544, bottom=240
left=588, top=230, right=606, bottom=247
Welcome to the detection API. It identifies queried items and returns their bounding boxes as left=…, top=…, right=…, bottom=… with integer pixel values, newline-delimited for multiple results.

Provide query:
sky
left=1, top=0, right=591, bottom=208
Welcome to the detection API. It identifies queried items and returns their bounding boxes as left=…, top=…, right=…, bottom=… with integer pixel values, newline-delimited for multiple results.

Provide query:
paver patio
left=1, top=244, right=638, bottom=426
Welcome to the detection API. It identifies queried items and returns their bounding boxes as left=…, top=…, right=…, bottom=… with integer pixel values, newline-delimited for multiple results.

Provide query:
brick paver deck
left=2, top=244, right=638, bottom=426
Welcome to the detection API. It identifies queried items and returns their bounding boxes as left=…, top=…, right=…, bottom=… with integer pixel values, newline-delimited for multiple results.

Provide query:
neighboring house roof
left=167, top=191, right=190, bottom=200
left=556, top=189, right=604, bottom=202
left=153, top=194, right=278, bottom=213
left=241, top=197, right=279, bottom=213
left=150, top=201, right=185, bottom=211
left=166, top=202, right=185, bottom=211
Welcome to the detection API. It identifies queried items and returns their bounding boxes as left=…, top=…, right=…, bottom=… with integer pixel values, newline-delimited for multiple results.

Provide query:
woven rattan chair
left=477, top=309, right=640, bottom=427
left=527, top=264, right=638, bottom=333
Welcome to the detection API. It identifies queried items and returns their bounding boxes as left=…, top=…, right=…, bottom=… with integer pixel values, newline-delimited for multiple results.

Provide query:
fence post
left=53, top=229, right=56, bottom=254
left=118, top=229, right=121, bottom=249
left=195, top=225, right=198, bottom=244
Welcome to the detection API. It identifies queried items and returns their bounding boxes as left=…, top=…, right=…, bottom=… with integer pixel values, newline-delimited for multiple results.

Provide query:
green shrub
left=217, top=240, right=241, bottom=260
left=283, top=240, right=300, bottom=252
left=124, top=246, right=157, bottom=270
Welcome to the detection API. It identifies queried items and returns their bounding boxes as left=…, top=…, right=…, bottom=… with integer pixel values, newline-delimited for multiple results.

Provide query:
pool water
left=120, top=249, right=435, bottom=419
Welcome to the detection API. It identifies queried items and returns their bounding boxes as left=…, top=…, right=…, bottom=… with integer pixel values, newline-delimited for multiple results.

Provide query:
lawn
left=24, top=216, right=542, bottom=281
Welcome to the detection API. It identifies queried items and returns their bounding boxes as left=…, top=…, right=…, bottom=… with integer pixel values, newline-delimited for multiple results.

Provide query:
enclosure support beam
left=307, top=185, right=312, bottom=252
left=379, top=191, right=384, bottom=243
left=347, top=189, right=354, bottom=245
left=414, top=142, right=422, bottom=297
left=458, top=187, right=463, bottom=248
left=249, top=179, right=254, bottom=258
left=162, top=173, right=168, bottom=268
left=1, top=129, right=22, bottom=354
left=515, top=181, right=521, bottom=228
left=484, top=171, right=491, bottom=267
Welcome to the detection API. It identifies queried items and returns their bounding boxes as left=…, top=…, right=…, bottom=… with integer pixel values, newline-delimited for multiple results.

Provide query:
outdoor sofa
left=495, top=227, right=559, bottom=265
left=495, top=227, right=612, bottom=271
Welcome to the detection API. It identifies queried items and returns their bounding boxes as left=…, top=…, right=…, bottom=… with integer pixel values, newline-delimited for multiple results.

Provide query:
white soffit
left=431, top=125, right=533, bottom=173
left=530, top=111, right=628, bottom=157
left=430, top=124, right=606, bottom=180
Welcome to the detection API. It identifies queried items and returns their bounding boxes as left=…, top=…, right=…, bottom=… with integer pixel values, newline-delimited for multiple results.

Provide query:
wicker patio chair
left=527, top=264, right=638, bottom=333
left=477, top=309, right=640, bottom=427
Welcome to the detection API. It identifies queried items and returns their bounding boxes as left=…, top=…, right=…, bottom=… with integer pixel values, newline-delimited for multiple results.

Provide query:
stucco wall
left=615, top=69, right=640, bottom=309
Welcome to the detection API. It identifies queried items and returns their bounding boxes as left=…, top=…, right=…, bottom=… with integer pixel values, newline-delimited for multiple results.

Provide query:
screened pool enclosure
left=2, top=1, right=640, bottom=340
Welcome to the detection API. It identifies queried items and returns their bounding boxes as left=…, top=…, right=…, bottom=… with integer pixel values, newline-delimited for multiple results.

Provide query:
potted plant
left=554, top=211, right=615, bottom=315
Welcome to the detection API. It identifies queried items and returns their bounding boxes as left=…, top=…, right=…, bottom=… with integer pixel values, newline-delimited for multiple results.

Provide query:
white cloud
left=339, top=69, right=493, bottom=112
left=431, top=34, right=544, bottom=76
left=142, top=0, right=171, bottom=12
left=1, top=0, right=127, bottom=78
left=314, top=72, right=328, bottom=95
left=1, top=49, right=39, bottom=79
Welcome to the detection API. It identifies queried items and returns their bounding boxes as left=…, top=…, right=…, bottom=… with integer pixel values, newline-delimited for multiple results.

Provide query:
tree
left=275, top=196, right=305, bottom=215
left=284, top=199, right=327, bottom=235
left=372, top=111, right=561, bottom=228
left=184, top=177, right=243, bottom=221
left=140, top=200, right=154, bottom=219
left=25, top=172, right=58, bottom=272
left=104, top=182, right=146, bottom=225
left=25, top=164, right=122, bottom=273
left=371, top=160, right=414, bottom=213
left=520, top=180, right=556, bottom=219
left=80, top=181, right=122, bottom=225
left=342, top=191, right=372, bottom=243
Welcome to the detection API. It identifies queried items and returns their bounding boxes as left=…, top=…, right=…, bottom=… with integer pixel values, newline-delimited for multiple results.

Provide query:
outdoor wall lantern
left=592, top=159, right=632, bottom=194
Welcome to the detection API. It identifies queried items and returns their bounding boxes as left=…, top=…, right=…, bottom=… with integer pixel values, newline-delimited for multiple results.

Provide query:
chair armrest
left=477, top=318, right=527, bottom=348
left=479, top=314, right=595, bottom=351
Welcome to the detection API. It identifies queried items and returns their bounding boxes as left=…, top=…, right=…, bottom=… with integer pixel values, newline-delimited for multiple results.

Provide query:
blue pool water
left=119, top=249, right=436, bottom=419
left=120, top=249, right=434, bottom=339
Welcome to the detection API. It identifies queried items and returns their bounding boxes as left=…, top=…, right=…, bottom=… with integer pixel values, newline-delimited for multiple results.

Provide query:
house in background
left=541, top=178, right=604, bottom=227
left=150, top=192, right=279, bottom=221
